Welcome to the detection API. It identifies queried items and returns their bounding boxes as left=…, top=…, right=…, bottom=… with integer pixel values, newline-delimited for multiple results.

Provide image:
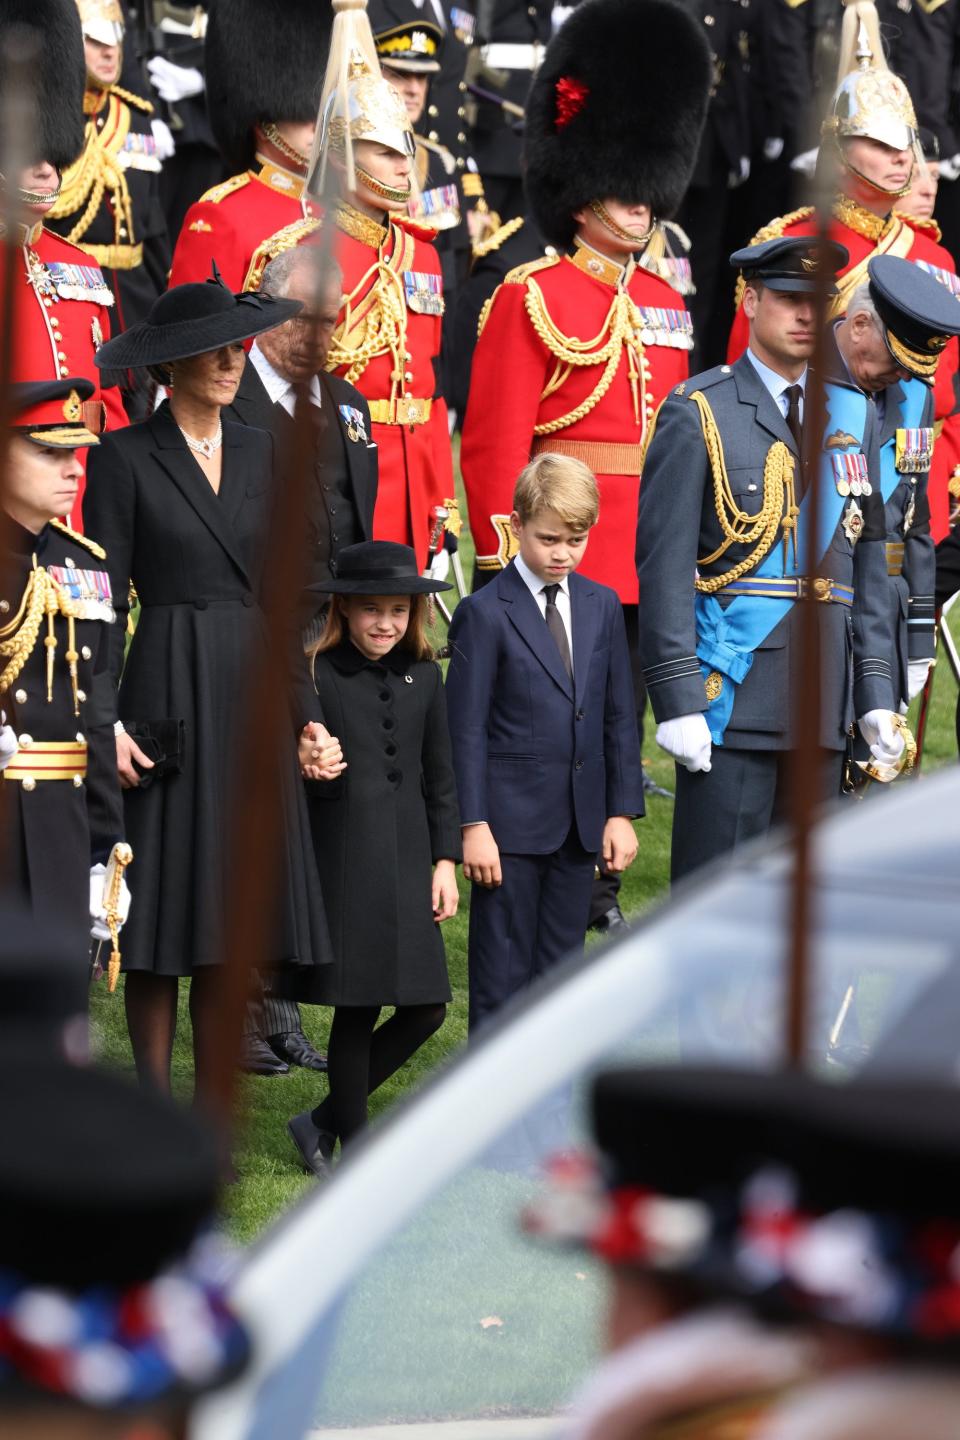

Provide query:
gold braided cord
left=522, top=279, right=645, bottom=435
left=109, top=83, right=154, bottom=114
left=327, top=252, right=409, bottom=392
left=0, top=566, right=82, bottom=695
left=50, top=111, right=135, bottom=247
left=689, top=391, right=797, bottom=593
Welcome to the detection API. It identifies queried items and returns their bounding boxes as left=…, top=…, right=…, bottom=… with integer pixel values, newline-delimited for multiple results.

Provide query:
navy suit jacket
left=445, top=561, right=644, bottom=855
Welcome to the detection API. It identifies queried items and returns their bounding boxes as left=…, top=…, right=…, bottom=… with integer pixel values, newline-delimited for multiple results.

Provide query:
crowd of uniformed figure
left=3, top=0, right=960, bottom=1153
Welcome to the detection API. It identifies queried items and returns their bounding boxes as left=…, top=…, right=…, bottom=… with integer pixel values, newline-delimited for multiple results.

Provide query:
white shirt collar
left=513, top=550, right=571, bottom=599
left=746, top=347, right=808, bottom=405
left=249, top=341, right=323, bottom=415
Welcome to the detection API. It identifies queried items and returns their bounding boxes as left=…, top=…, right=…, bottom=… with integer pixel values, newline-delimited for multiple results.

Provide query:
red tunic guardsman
left=0, top=0, right=127, bottom=530
left=726, top=0, right=960, bottom=542
left=168, top=0, right=332, bottom=293
left=461, top=0, right=710, bottom=603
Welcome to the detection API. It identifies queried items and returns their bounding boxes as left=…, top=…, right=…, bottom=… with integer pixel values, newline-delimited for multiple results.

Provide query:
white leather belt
left=480, top=42, right=546, bottom=69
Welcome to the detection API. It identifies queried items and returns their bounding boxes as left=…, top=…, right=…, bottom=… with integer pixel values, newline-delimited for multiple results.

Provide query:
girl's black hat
left=323, top=541, right=452, bottom=595
left=94, top=267, right=302, bottom=371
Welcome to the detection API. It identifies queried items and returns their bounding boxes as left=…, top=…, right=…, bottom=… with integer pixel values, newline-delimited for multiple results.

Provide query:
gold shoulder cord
left=0, top=563, right=84, bottom=714
left=690, top=391, right=798, bottom=592
left=50, top=101, right=135, bottom=249
left=327, top=224, right=410, bottom=398
left=522, top=276, right=646, bottom=433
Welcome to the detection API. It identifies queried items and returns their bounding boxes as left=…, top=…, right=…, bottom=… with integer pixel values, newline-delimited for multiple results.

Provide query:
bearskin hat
left=0, top=0, right=85, bottom=171
left=523, top=0, right=712, bottom=250
left=205, top=0, right=334, bottom=174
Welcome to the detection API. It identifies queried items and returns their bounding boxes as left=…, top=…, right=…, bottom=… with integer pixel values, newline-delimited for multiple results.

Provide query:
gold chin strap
left=354, top=163, right=412, bottom=206
left=18, top=181, right=62, bottom=208
left=590, top=198, right=655, bottom=249
left=261, top=122, right=310, bottom=172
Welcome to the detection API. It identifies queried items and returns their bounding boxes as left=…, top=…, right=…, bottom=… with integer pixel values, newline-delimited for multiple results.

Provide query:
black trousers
left=670, top=745, right=846, bottom=884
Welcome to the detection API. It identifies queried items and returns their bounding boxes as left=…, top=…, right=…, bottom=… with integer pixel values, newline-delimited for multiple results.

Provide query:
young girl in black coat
left=288, top=541, right=462, bottom=1175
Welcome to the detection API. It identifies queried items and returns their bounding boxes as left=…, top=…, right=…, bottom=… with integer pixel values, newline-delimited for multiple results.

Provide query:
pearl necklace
left=179, top=422, right=223, bottom=460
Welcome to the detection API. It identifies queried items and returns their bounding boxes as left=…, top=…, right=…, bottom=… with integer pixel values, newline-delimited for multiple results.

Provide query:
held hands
left=89, top=862, right=131, bottom=943
left=299, top=722, right=347, bottom=781
left=602, top=816, right=638, bottom=874
left=116, top=731, right=154, bottom=789
left=857, top=709, right=906, bottom=766
left=0, top=711, right=17, bottom=771
left=655, top=713, right=713, bottom=773
left=462, top=822, right=502, bottom=888
left=432, top=859, right=459, bottom=922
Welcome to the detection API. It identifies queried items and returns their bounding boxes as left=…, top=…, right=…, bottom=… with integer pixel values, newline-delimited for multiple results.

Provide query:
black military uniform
left=2, top=380, right=124, bottom=956
left=46, top=0, right=170, bottom=417
left=469, top=0, right=553, bottom=223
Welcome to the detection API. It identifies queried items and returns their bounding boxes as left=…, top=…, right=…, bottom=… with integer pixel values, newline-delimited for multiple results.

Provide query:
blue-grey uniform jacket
left=636, top=353, right=896, bottom=751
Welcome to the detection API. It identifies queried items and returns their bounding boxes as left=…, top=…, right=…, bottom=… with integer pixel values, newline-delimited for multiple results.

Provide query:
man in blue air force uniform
left=637, top=238, right=903, bottom=881
left=831, top=255, right=960, bottom=717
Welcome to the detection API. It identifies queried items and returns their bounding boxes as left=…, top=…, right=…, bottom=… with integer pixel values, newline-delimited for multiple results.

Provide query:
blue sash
left=695, top=382, right=867, bottom=742
left=879, top=378, right=930, bottom=502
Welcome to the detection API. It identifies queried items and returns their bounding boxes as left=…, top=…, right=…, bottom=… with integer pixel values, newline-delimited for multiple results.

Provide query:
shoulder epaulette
left=50, top=519, right=106, bottom=559
left=504, top=254, right=561, bottom=286
left=242, top=215, right=322, bottom=293
left=197, top=173, right=252, bottom=206
left=896, top=209, right=943, bottom=241
left=109, top=83, right=154, bottom=115
left=472, top=214, right=524, bottom=260
left=733, top=208, right=815, bottom=308
left=394, top=215, right=440, bottom=244
left=660, top=219, right=692, bottom=254
left=672, top=365, right=733, bottom=398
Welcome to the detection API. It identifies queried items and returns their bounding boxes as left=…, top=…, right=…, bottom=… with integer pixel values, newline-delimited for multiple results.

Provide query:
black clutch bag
left=125, top=719, right=185, bottom=786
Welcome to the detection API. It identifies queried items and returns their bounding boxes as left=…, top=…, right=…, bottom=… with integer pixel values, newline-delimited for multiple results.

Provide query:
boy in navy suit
left=446, top=455, right=645, bottom=1031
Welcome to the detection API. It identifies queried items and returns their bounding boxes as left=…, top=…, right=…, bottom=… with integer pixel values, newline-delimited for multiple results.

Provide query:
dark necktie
left=784, top=383, right=804, bottom=454
left=542, top=583, right=573, bottom=679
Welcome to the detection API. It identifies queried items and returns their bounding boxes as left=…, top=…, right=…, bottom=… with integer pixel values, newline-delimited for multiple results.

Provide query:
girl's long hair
left=309, top=594, right=435, bottom=662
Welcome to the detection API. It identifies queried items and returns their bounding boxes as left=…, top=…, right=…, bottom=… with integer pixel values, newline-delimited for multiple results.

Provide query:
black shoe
left=287, top=1111, right=335, bottom=1179
left=592, top=905, right=631, bottom=936
left=269, top=1029, right=328, bottom=1072
left=240, top=1033, right=289, bottom=1076
left=642, top=770, right=674, bottom=800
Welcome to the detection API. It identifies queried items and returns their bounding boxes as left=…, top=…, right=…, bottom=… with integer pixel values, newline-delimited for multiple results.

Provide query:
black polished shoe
left=642, top=770, right=674, bottom=800
left=269, top=1029, right=328, bottom=1072
left=287, top=1111, right=335, bottom=1179
left=592, top=905, right=631, bottom=936
left=240, top=1033, right=289, bottom=1076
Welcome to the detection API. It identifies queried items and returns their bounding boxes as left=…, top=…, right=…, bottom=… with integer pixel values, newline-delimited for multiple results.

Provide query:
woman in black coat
left=287, top=542, right=462, bottom=1176
left=84, top=274, right=336, bottom=1100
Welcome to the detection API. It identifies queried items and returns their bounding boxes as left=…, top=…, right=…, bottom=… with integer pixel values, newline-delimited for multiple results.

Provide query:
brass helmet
left=74, top=0, right=124, bottom=46
left=823, top=0, right=917, bottom=159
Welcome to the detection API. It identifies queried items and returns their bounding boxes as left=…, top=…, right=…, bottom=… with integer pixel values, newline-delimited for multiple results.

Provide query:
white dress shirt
left=249, top=341, right=323, bottom=417
left=746, top=347, right=807, bottom=426
left=513, top=551, right=574, bottom=674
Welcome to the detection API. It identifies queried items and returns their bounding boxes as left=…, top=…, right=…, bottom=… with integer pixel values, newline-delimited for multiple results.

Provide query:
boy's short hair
left=512, top=452, right=600, bottom=531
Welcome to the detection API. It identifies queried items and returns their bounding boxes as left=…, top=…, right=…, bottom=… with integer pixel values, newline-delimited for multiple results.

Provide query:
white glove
left=150, top=118, right=176, bottom=162
left=857, top=709, right=906, bottom=766
left=90, top=863, right=132, bottom=943
left=907, top=657, right=933, bottom=703
left=938, top=153, right=960, bottom=182
left=790, top=146, right=819, bottom=177
left=656, top=712, right=713, bottom=773
left=147, top=54, right=203, bottom=102
left=0, top=710, right=17, bottom=771
left=763, top=137, right=785, bottom=162
left=426, top=547, right=451, bottom=583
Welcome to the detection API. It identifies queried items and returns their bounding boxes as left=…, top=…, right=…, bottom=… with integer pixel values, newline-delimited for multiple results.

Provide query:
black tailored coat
left=299, top=641, right=462, bottom=1007
left=82, top=402, right=331, bottom=977
left=1, top=520, right=123, bottom=952
left=637, top=355, right=895, bottom=751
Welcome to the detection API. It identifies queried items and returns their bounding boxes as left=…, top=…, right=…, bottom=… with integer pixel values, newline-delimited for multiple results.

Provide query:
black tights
left=310, top=1003, right=446, bottom=1144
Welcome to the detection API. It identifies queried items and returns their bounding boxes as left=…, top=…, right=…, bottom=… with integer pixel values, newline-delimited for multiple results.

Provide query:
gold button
left=53, top=331, right=63, bottom=342
left=0, top=600, right=7, bottom=613
left=405, top=370, right=413, bottom=381
left=14, top=689, right=27, bottom=704
left=76, top=689, right=87, bottom=703
left=76, top=732, right=85, bottom=743
left=458, top=81, right=466, bottom=91
left=21, top=777, right=36, bottom=792
left=704, top=12, right=715, bottom=21
left=18, top=734, right=33, bottom=747
left=58, top=352, right=67, bottom=361
left=81, top=645, right=92, bottom=660
left=456, top=157, right=465, bottom=169
left=429, top=130, right=439, bottom=141
left=457, top=107, right=466, bottom=118
left=73, top=775, right=83, bottom=788
left=428, top=104, right=438, bottom=117
left=59, top=366, right=69, bottom=376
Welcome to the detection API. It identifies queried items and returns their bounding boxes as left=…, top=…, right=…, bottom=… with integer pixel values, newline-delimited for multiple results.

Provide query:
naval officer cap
left=867, top=254, right=960, bottom=383
left=729, top=237, right=849, bottom=295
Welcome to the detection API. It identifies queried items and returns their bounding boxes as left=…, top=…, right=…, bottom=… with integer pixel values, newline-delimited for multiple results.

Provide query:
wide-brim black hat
left=0, top=0, right=86, bottom=170
left=868, top=254, right=960, bottom=384
left=322, top=540, right=452, bottom=594
left=94, top=270, right=301, bottom=371
left=0, top=1060, right=250, bottom=1408
left=523, top=0, right=712, bottom=250
left=205, top=0, right=333, bottom=173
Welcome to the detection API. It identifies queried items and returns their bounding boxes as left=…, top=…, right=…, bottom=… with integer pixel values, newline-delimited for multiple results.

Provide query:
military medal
left=338, top=403, right=368, bottom=443
left=842, top=498, right=864, bottom=545
left=831, top=452, right=869, bottom=498
left=895, top=427, right=934, bottom=474
left=903, top=496, right=916, bottom=533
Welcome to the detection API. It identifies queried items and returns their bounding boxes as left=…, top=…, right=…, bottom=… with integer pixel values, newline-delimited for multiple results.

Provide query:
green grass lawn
left=88, top=458, right=960, bottom=1244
